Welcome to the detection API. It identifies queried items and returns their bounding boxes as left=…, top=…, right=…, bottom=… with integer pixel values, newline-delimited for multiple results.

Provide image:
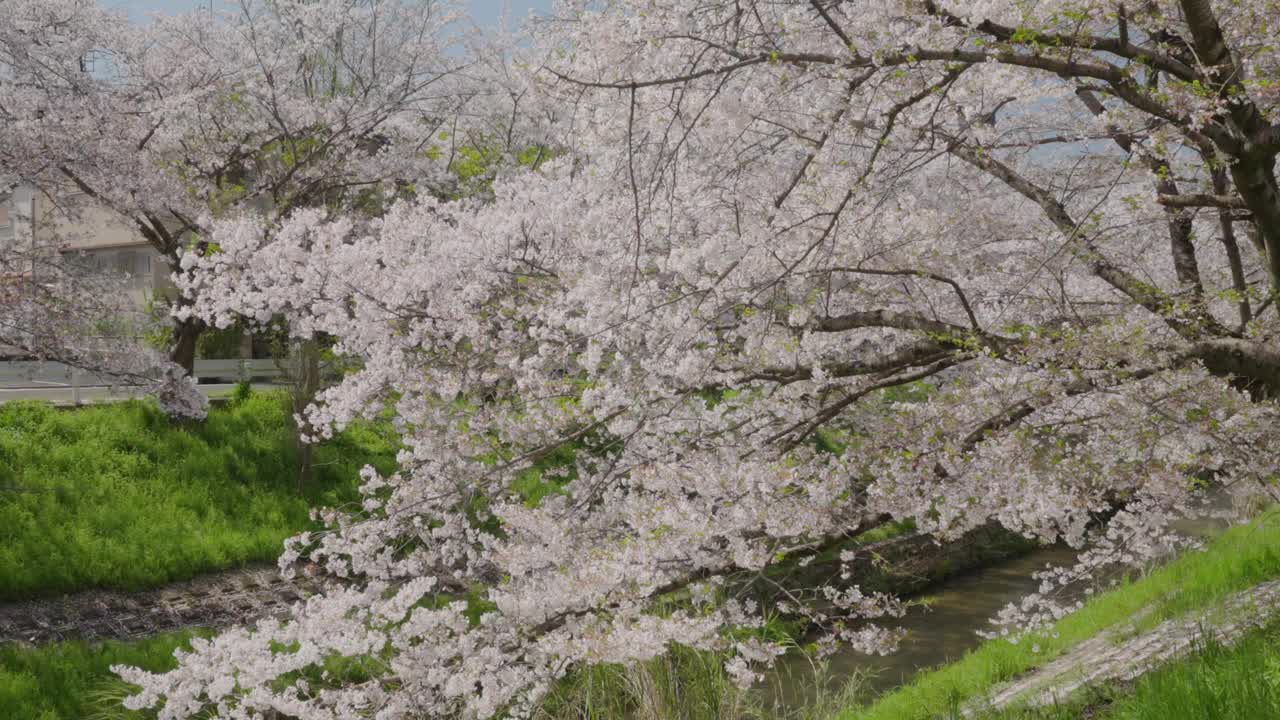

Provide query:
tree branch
left=922, top=0, right=1199, bottom=82
left=772, top=354, right=967, bottom=451
left=807, top=0, right=851, bottom=48
left=1156, top=193, right=1248, bottom=210
left=1074, top=86, right=1203, bottom=297
left=822, top=267, right=980, bottom=330
left=735, top=340, right=973, bottom=387
left=812, top=309, right=1011, bottom=351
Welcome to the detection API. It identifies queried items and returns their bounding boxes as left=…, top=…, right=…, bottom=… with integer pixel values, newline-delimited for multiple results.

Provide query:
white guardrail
left=190, top=359, right=292, bottom=381
left=0, top=359, right=291, bottom=396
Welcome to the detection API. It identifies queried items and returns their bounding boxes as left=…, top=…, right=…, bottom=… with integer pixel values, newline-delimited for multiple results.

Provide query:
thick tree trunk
left=1177, top=0, right=1280, bottom=302
left=169, top=314, right=204, bottom=377
left=1228, top=156, right=1280, bottom=302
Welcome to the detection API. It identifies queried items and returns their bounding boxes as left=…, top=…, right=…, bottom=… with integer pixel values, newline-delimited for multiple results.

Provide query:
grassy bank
left=0, top=630, right=203, bottom=720
left=979, top=616, right=1280, bottom=720
left=840, top=511, right=1280, bottom=720
left=1092, top=618, right=1280, bottom=720
left=0, top=393, right=397, bottom=599
left=0, top=521, right=917, bottom=720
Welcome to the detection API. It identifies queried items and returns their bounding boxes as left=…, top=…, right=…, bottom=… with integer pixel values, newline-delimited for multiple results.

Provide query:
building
left=0, top=182, right=41, bottom=313
left=40, top=192, right=175, bottom=309
left=1, top=182, right=256, bottom=362
left=0, top=182, right=170, bottom=357
left=0, top=181, right=173, bottom=308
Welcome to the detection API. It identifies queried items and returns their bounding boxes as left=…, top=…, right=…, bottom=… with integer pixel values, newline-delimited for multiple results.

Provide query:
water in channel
left=764, top=546, right=1081, bottom=710
left=764, top=513, right=1229, bottom=711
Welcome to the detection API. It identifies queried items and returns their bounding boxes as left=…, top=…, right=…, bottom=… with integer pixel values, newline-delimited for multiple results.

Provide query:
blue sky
left=111, top=0, right=552, bottom=26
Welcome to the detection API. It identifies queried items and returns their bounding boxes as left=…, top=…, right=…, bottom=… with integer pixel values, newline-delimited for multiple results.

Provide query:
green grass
left=975, top=617, right=1280, bottom=720
left=6, top=515, right=1276, bottom=720
left=0, top=393, right=397, bottom=599
left=839, top=510, right=1280, bottom=720
left=1101, top=618, right=1280, bottom=720
left=0, top=630, right=206, bottom=720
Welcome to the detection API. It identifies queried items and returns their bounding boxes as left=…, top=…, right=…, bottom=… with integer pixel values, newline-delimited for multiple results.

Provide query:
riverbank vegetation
left=5, top=0, right=1280, bottom=716
left=1086, top=618, right=1280, bottom=720
left=0, top=389, right=1269, bottom=720
left=0, top=393, right=397, bottom=599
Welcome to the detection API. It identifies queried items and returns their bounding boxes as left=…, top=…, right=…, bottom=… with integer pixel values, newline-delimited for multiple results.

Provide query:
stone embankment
left=972, top=579, right=1280, bottom=714
left=0, top=564, right=323, bottom=645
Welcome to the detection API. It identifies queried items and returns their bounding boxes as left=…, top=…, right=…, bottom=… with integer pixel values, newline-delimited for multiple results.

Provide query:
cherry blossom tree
left=118, top=0, right=1280, bottom=717
left=0, top=0, right=463, bottom=377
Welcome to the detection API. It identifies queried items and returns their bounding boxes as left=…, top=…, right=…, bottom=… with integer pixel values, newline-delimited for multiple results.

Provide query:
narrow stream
left=764, top=546, right=1080, bottom=709
left=765, top=513, right=1230, bottom=710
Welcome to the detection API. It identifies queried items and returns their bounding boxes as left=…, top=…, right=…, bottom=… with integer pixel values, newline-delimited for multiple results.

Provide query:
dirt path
left=0, top=564, right=324, bottom=645
left=972, top=579, right=1280, bottom=713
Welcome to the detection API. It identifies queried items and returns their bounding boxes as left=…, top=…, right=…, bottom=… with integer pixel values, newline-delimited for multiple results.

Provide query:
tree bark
left=169, top=313, right=204, bottom=376
left=1177, top=0, right=1280, bottom=300
left=1212, top=168, right=1253, bottom=327
left=1228, top=156, right=1280, bottom=301
left=1195, top=338, right=1280, bottom=399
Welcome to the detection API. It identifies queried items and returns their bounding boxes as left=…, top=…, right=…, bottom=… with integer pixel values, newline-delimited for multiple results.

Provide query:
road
left=0, top=382, right=251, bottom=406
left=0, top=361, right=131, bottom=389
left=0, top=359, right=286, bottom=406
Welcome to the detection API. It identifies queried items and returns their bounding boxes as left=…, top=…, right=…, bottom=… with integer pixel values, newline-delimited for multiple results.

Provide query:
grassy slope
left=0, top=491, right=920, bottom=720
left=1095, top=618, right=1280, bottom=720
left=979, top=617, right=1280, bottom=720
left=0, top=631, right=202, bottom=720
left=841, top=511, right=1280, bottom=720
left=0, top=393, right=397, bottom=599
left=6, top=392, right=1275, bottom=720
